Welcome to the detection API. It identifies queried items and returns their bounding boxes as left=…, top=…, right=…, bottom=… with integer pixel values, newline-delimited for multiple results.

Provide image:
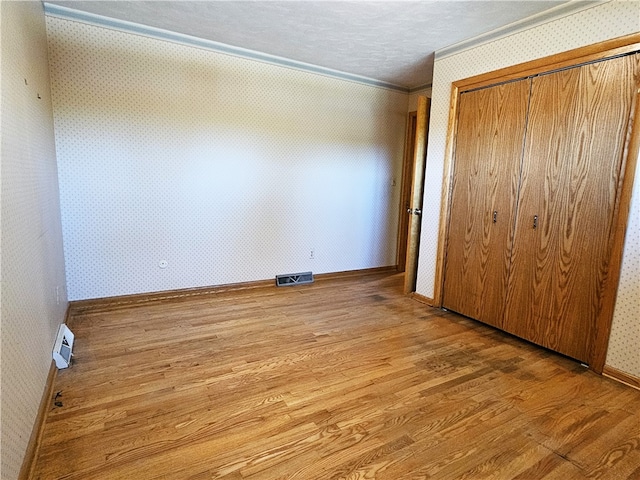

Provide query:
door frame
left=403, top=96, right=430, bottom=294
left=396, top=110, right=417, bottom=272
left=434, top=32, right=640, bottom=374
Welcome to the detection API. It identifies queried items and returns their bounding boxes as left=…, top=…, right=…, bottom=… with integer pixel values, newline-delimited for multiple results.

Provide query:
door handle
left=533, top=215, right=538, bottom=229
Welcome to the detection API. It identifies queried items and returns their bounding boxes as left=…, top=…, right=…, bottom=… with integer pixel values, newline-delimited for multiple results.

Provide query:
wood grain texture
left=505, top=54, right=639, bottom=363
left=603, top=365, right=640, bottom=391
left=69, top=267, right=396, bottom=314
left=591, top=59, right=640, bottom=372
left=437, top=39, right=640, bottom=359
left=454, top=32, right=640, bottom=93
left=396, top=111, right=417, bottom=272
left=443, top=78, right=530, bottom=328
left=432, top=84, right=462, bottom=308
left=404, top=96, right=430, bottom=294
left=29, top=272, right=640, bottom=479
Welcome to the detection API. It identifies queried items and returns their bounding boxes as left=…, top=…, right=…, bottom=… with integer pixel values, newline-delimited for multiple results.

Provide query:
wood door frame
left=396, top=111, right=418, bottom=272
left=404, top=97, right=430, bottom=294
left=433, top=32, right=640, bottom=374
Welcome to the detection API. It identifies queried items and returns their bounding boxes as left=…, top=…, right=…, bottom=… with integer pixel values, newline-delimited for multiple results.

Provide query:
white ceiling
left=46, top=1, right=589, bottom=89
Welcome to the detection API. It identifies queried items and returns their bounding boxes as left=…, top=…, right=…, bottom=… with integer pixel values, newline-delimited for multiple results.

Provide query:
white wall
left=416, top=0, right=640, bottom=377
left=45, top=16, right=409, bottom=301
left=1, top=2, right=68, bottom=478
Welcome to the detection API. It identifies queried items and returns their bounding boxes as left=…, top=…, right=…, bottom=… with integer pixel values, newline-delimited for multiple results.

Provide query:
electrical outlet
left=310, top=249, right=315, bottom=259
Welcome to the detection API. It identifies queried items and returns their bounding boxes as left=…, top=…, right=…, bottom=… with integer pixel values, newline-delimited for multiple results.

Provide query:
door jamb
left=404, top=96, right=430, bottom=295
left=396, top=111, right=417, bottom=272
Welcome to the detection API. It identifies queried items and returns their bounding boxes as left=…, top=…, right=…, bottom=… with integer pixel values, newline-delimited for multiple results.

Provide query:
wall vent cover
left=276, top=272, right=314, bottom=287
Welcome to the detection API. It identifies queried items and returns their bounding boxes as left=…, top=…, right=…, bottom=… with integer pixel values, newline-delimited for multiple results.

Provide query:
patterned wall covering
left=606, top=150, right=640, bottom=377
left=45, top=16, right=409, bottom=301
left=416, top=0, right=640, bottom=377
left=1, top=3, right=68, bottom=478
left=407, top=87, right=432, bottom=112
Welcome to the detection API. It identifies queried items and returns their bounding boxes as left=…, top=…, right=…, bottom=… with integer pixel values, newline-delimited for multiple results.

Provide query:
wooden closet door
left=504, top=54, right=639, bottom=362
left=443, top=79, right=530, bottom=327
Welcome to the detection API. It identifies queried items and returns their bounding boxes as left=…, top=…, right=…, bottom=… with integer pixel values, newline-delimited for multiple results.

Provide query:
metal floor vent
left=53, top=323, right=74, bottom=369
left=276, top=271, right=314, bottom=287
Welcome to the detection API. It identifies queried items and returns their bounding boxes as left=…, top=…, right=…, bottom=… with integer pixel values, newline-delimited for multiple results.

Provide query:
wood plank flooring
left=30, top=272, right=640, bottom=479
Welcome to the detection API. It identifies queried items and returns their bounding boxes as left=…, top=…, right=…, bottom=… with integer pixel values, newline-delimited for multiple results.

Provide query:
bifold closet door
left=504, top=54, right=639, bottom=363
left=442, top=78, right=530, bottom=327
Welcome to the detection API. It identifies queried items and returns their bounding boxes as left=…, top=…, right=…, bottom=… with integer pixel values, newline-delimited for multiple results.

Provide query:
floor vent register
left=276, top=272, right=314, bottom=287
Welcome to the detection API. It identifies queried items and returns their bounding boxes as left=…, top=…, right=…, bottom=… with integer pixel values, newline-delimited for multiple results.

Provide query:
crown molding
left=43, top=2, right=410, bottom=93
left=408, top=83, right=433, bottom=94
left=435, top=0, right=609, bottom=60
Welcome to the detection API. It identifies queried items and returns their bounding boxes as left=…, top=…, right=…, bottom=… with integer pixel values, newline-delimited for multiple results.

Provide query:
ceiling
left=46, top=1, right=586, bottom=90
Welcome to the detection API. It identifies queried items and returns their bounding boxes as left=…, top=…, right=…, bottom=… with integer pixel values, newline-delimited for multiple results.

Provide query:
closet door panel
left=504, top=54, right=639, bottom=362
left=443, top=79, right=530, bottom=327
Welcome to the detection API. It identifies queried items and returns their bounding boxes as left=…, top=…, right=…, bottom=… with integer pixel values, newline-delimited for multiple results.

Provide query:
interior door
left=404, top=96, right=430, bottom=294
left=504, top=54, right=639, bottom=362
left=397, top=111, right=418, bottom=272
left=442, top=79, right=530, bottom=327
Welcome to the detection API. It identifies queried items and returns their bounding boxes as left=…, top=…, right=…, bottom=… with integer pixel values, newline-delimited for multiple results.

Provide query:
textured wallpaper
left=416, top=0, right=640, bottom=377
left=45, top=16, right=409, bottom=301
left=606, top=150, right=640, bottom=377
left=1, top=2, right=68, bottom=478
left=407, top=87, right=432, bottom=112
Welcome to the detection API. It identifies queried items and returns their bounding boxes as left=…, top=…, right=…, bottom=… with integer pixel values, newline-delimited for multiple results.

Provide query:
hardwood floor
left=30, top=272, right=640, bottom=479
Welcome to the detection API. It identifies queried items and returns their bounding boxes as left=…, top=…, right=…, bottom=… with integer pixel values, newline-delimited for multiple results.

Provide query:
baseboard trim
left=410, top=292, right=436, bottom=307
left=315, top=266, right=397, bottom=281
left=19, top=360, right=58, bottom=480
left=69, top=266, right=399, bottom=312
left=70, top=279, right=276, bottom=312
left=602, top=365, right=640, bottom=391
